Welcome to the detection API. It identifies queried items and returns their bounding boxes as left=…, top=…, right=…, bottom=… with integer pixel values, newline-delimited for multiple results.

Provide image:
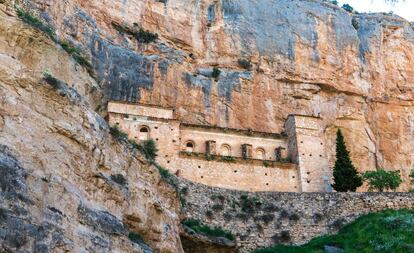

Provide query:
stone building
left=108, top=101, right=332, bottom=192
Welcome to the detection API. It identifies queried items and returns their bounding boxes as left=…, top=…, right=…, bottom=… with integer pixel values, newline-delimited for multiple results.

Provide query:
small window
left=220, top=144, right=231, bottom=156
left=139, top=126, right=150, bottom=140
left=185, top=141, right=195, bottom=152
left=256, top=148, right=266, bottom=160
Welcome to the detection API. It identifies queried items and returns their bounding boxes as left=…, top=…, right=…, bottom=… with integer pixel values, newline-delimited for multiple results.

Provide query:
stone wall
left=178, top=178, right=414, bottom=252
left=174, top=154, right=298, bottom=192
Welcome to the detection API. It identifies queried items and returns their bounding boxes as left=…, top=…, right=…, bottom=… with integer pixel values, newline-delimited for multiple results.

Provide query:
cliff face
left=0, top=7, right=183, bottom=252
left=0, top=0, right=413, bottom=251
left=7, top=0, right=411, bottom=189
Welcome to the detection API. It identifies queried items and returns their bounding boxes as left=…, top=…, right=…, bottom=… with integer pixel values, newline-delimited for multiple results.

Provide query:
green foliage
left=110, top=174, right=127, bottom=186
left=363, top=169, right=402, bottom=192
left=342, top=3, right=354, bottom=13
left=128, top=232, right=144, bottom=244
left=212, top=67, right=221, bottom=79
left=332, top=129, right=362, bottom=192
left=182, top=219, right=235, bottom=241
left=140, top=139, right=158, bottom=160
left=17, top=8, right=91, bottom=69
left=205, top=154, right=215, bottom=161
left=238, top=59, right=252, bottom=70
left=263, top=160, right=270, bottom=167
left=16, top=7, right=55, bottom=39
left=221, top=156, right=236, bottom=162
left=43, top=71, right=60, bottom=89
left=136, top=28, right=158, bottom=43
left=109, top=125, right=128, bottom=141
left=254, top=209, right=414, bottom=253
left=330, top=0, right=338, bottom=5
left=240, top=194, right=261, bottom=214
left=153, top=163, right=185, bottom=207
left=409, top=168, right=414, bottom=185
left=112, top=22, right=158, bottom=43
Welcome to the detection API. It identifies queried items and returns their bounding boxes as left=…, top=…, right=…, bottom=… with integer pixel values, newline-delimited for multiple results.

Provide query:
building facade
left=108, top=101, right=332, bottom=192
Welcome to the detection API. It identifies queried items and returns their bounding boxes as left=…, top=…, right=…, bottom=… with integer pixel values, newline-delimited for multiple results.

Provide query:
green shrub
left=140, top=139, right=158, bottom=160
left=16, top=7, right=56, bottom=39
left=112, top=22, right=158, bottom=43
left=205, top=154, right=215, bottom=161
left=17, top=8, right=91, bottom=69
left=263, top=160, right=270, bottom=167
left=240, top=195, right=261, bottom=214
left=330, top=0, right=338, bottom=5
left=410, top=168, right=414, bottom=185
left=43, top=71, right=60, bottom=89
left=128, top=232, right=144, bottom=244
left=181, top=219, right=235, bottom=241
left=212, top=67, right=221, bottom=79
left=109, top=125, right=128, bottom=141
left=363, top=169, right=402, bottom=192
left=110, top=174, right=127, bottom=186
left=212, top=204, right=224, bottom=211
left=342, top=3, right=354, bottom=13
left=136, top=28, right=158, bottom=43
left=238, top=59, right=252, bottom=70
left=221, top=156, right=236, bottom=162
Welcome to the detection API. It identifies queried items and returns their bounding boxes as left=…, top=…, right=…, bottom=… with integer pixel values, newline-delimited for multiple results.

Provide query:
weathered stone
left=77, top=204, right=126, bottom=236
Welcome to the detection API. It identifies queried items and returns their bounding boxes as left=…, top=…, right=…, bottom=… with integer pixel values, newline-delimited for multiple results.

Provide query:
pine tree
left=332, top=129, right=362, bottom=192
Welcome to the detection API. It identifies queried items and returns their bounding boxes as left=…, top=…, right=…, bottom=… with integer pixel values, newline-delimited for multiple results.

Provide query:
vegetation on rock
left=363, top=169, right=402, bottom=192
left=212, top=67, right=221, bottom=79
left=342, top=4, right=354, bottom=13
left=112, top=22, right=158, bottom=43
left=17, top=7, right=91, bottom=69
left=254, top=209, right=414, bottom=253
left=182, top=219, right=235, bottom=241
left=238, top=59, right=252, bottom=70
left=332, top=129, right=363, bottom=192
left=110, top=174, right=127, bottom=186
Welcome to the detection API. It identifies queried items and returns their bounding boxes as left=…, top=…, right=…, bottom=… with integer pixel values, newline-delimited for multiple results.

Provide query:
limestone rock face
left=10, top=0, right=411, bottom=189
left=0, top=8, right=183, bottom=252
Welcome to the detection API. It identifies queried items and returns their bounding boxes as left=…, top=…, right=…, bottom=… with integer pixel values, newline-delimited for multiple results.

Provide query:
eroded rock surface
left=6, top=0, right=412, bottom=189
left=0, top=7, right=183, bottom=252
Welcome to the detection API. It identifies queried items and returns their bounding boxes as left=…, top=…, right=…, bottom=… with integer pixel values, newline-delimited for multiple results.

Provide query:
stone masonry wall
left=178, top=178, right=414, bottom=252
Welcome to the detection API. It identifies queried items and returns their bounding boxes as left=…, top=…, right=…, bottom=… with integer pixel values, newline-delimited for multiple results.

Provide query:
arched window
left=139, top=126, right=150, bottom=140
left=185, top=141, right=195, bottom=152
left=220, top=144, right=231, bottom=156
left=256, top=148, right=266, bottom=160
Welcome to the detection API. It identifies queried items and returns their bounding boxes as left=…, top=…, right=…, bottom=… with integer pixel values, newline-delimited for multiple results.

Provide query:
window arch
left=138, top=125, right=150, bottom=140
left=256, top=148, right=266, bottom=160
left=185, top=140, right=195, bottom=152
left=220, top=144, right=231, bottom=156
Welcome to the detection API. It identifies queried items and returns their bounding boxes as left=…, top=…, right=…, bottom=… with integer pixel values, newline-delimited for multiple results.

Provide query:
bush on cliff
left=140, top=139, right=158, bottom=161
left=332, top=129, right=362, bottom=192
left=254, top=209, right=414, bottom=253
left=182, top=219, right=235, bottom=241
left=363, top=169, right=402, bottom=192
left=342, top=3, right=354, bottom=13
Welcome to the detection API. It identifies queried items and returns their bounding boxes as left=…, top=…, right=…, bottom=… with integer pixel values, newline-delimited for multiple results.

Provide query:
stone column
left=205, top=140, right=217, bottom=155
left=241, top=144, right=253, bottom=159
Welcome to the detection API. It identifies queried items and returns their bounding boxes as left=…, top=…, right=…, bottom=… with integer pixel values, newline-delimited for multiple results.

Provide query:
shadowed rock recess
left=1, top=0, right=414, bottom=252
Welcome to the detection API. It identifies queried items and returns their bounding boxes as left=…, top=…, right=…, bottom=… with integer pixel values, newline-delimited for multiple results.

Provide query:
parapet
left=108, top=101, right=174, bottom=119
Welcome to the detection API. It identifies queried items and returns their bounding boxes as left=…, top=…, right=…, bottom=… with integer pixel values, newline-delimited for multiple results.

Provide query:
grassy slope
left=254, top=209, right=414, bottom=253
